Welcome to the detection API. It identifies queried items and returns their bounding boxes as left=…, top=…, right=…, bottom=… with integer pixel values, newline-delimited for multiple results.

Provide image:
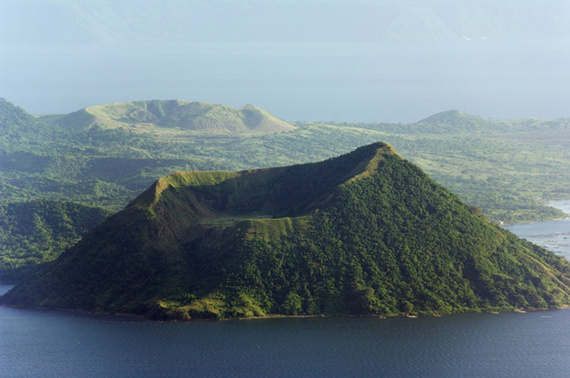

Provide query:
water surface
left=504, top=200, right=570, bottom=260
left=1, top=292, right=569, bottom=378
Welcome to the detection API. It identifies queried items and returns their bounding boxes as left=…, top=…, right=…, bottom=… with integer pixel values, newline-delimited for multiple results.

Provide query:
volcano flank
left=3, top=142, right=570, bottom=319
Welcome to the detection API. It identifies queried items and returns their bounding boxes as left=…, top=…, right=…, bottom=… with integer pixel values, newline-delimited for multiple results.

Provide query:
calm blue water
left=2, top=201, right=570, bottom=377
left=1, top=291, right=570, bottom=378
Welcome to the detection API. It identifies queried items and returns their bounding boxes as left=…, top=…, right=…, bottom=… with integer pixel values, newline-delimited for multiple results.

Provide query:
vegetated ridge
left=3, top=143, right=570, bottom=320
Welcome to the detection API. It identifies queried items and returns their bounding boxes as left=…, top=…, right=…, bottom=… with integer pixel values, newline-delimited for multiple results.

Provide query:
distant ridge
left=58, top=100, right=296, bottom=134
left=3, top=142, right=570, bottom=320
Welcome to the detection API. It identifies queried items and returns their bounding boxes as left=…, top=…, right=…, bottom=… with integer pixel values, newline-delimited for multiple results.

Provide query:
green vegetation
left=3, top=143, right=570, bottom=320
left=3, top=100, right=568, bottom=219
left=1, top=99, right=570, bottom=283
left=329, top=111, right=570, bottom=222
left=0, top=200, right=111, bottom=283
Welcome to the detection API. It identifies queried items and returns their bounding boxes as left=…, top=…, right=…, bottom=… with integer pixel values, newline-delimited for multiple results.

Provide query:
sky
left=1, top=0, right=569, bottom=122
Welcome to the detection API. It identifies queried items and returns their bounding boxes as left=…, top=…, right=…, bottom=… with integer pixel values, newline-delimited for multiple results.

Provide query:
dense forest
left=0, top=200, right=111, bottom=283
left=4, top=143, right=570, bottom=320
left=1, top=99, right=569, bottom=282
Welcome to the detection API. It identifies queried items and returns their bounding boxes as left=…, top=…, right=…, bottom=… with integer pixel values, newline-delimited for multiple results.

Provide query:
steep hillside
left=56, top=100, right=296, bottom=134
left=3, top=143, right=570, bottom=320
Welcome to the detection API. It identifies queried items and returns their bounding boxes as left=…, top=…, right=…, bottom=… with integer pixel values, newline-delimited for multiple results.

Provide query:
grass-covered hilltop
left=3, top=143, right=570, bottom=320
left=49, top=99, right=296, bottom=134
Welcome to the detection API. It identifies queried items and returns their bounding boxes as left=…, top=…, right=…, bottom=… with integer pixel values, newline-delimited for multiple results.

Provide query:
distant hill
left=3, top=143, right=570, bottom=320
left=417, top=110, right=468, bottom=124
left=54, top=100, right=296, bottom=134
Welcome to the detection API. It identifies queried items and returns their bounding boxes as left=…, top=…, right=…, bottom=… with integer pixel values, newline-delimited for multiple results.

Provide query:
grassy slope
left=60, top=100, right=296, bottom=134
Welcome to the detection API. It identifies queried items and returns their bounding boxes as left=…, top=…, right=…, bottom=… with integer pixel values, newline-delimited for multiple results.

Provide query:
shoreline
left=547, top=199, right=570, bottom=217
left=497, top=199, right=570, bottom=226
left=2, top=300, right=568, bottom=323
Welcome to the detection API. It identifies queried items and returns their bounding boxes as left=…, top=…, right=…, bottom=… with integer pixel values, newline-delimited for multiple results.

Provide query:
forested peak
left=3, top=141, right=570, bottom=320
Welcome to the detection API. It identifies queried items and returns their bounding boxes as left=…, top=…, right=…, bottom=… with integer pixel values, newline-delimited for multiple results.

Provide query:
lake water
left=1, top=287, right=570, bottom=378
left=504, top=200, right=570, bottom=261
left=2, top=201, right=570, bottom=377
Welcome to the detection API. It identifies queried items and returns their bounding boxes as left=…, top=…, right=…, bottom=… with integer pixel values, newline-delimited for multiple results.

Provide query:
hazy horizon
left=1, top=0, right=569, bottom=122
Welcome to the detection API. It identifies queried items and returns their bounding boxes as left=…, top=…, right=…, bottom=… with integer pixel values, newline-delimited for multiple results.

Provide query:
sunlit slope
left=4, top=142, right=570, bottom=320
left=58, top=100, right=296, bottom=133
